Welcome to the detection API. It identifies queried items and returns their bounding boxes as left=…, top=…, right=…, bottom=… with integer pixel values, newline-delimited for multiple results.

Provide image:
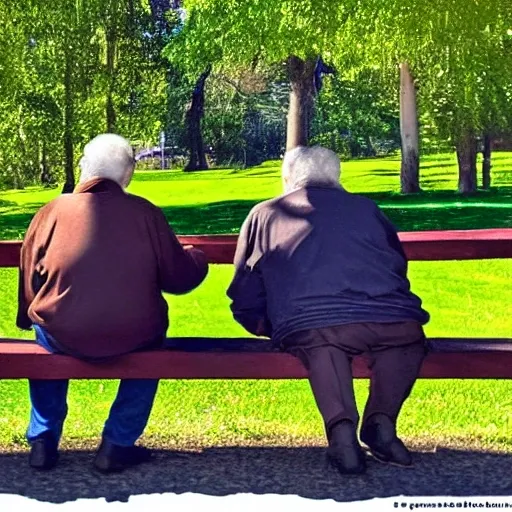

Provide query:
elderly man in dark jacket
left=17, top=134, right=208, bottom=473
left=227, top=146, right=429, bottom=475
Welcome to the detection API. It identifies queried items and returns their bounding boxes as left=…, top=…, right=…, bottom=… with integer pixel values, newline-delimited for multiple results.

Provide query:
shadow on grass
left=1, top=446, right=512, bottom=503
left=420, top=162, right=457, bottom=170
left=0, top=191, right=510, bottom=240
left=0, top=200, right=19, bottom=208
left=0, top=212, right=38, bottom=240
left=222, top=169, right=280, bottom=178
left=161, top=193, right=512, bottom=233
left=357, top=172, right=399, bottom=178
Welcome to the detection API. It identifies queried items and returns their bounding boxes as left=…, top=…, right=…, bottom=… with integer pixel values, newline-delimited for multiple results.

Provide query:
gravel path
left=1, top=446, right=511, bottom=504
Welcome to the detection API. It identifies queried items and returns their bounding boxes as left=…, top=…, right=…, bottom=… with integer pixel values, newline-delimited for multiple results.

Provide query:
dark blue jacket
left=227, top=186, right=429, bottom=343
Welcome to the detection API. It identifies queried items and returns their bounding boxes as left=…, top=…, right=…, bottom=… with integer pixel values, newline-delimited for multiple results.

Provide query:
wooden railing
left=0, top=229, right=511, bottom=266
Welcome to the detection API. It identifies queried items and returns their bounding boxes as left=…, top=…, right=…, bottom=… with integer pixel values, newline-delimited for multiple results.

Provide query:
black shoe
left=326, top=420, right=367, bottom=475
left=93, top=439, right=152, bottom=474
left=29, top=432, right=59, bottom=470
left=360, top=413, right=413, bottom=467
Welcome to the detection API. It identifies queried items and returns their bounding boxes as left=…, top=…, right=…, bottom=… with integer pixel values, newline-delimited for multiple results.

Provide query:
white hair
left=79, top=133, right=135, bottom=188
left=282, top=146, right=341, bottom=193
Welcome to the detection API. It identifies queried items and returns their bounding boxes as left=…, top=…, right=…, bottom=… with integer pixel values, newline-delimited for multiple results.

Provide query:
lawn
left=1, top=152, right=511, bottom=238
left=0, top=152, right=511, bottom=452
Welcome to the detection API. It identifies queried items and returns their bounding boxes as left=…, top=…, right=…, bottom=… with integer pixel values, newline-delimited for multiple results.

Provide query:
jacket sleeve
left=17, top=267, right=32, bottom=330
left=152, top=208, right=209, bottom=295
left=376, top=208, right=408, bottom=272
left=16, top=215, right=39, bottom=330
left=227, top=212, right=272, bottom=337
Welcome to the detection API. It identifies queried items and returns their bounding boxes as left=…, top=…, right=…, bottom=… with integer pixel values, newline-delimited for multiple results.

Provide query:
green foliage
left=2, top=1, right=511, bottom=187
left=201, top=73, right=286, bottom=166
left=0, top=0, right=170, bottom=189
left=339, top=0, right=512, bottom=144
left=311, top=69, right=400, bottom=158
left=169, top=0, right=512, bottom=172
left=168, top=0, right=349, bottom=73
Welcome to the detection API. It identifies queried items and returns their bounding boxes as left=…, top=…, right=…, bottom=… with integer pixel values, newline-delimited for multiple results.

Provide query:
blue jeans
left=27, top=325, right=159, bottom=447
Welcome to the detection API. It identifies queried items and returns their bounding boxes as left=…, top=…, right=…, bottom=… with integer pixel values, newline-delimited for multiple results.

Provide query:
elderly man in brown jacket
left=17, top=133, right=208, bottom=473
left=227, top=146, right=429, bottom=475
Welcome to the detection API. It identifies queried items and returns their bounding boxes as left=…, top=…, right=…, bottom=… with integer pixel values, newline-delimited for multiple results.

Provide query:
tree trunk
left=399, top=62, right=420, bottom=194
left=106, top=21, right=117, bottom=132
left=286, top=56, right=317, bottom=151
left=456, top=131, right=478, bottom=195
left=184, top=67, right=211, bottom=171
left=40, top=141, right=52, bottom=186
left=12, top=168, right=24, bottom=190
left=62, top=49, right=75, bottom=194
left=126, top=0, right=136, bottom=133
left=481, top=133, right=491, bottom=189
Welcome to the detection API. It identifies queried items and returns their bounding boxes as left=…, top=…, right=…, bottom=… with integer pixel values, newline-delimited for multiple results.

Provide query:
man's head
left=79, top=134, right=136, bottom=189
left=282, top=146, right=341, bottom=193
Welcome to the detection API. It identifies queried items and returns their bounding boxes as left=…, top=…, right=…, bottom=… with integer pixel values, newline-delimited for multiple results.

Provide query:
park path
left=0, top=445, right=512, bottom=505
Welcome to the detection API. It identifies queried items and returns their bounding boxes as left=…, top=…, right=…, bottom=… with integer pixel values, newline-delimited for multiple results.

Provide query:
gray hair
left=79, top=133, right=135, bottom=188
left=282, top=146, right=341, bottom=193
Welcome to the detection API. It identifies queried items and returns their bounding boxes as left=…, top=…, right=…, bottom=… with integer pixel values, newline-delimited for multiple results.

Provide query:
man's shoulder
left=246, top=197, right=283, bottom=223
left=124, top=193, right=162, bottom=216
left=23, top=196, right=73, bottom=240
left=44, top=192, right=161, bottom=215
left=346, top=191, right=379, bottom=210
left=32, top=195, right=72, bottom=218
left=321, top=188, right=379, bottom=214
left=250, top=197, right=279, bottom=214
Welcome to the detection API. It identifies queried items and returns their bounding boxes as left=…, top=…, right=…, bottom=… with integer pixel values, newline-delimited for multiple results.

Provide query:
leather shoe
left=29, top=432, right=59, bottom=470
left=326, top=420, right=367, bottom=475
left=93, top=438, right=152, bottom=473
left=360, top=413, right=413, bottom=467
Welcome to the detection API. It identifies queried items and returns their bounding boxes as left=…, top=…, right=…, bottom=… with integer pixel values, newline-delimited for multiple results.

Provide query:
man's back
left=238, top=186, right=429, bottom=342
left=17, top=178, right=207, bottom=358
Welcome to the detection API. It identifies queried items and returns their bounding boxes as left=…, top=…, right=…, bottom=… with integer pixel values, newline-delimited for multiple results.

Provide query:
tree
left=285, top=56, right=316, bottom=150
left=399, top=63, right=420, bottom=193
left=0, top=0, right=170, bottom=190
left=167, top=1, right=351, bottom=151
left=184, top=66, right=211, bottom=170
left=311, top=68, right=400, bottom=158
left=425, top=7, right=512, bottom=194
left=339, top=0, right=512, bottom=194
left=148, top=0, right=213, bottom=170
left=481, top=134, right=492, bottom=190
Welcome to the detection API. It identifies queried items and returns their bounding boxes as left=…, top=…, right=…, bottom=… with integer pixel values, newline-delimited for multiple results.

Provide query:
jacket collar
left=74, top=178, right=124, bottom=195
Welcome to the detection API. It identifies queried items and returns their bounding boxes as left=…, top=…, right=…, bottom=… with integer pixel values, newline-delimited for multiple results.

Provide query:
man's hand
left=183, top=245, right=209, bottom=269
left=254, top=318, right=271, bottom=338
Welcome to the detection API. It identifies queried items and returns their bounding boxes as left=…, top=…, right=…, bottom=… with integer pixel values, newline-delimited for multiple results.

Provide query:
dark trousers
left=281, top=322, right=426, bottom=437
left=27, top=325, right=160, bottom=447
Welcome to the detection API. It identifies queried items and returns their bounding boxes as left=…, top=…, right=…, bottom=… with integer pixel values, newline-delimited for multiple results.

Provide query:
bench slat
left=1, top=338, right=511, bottom=380
left=0, top=229, right=511, bottom=266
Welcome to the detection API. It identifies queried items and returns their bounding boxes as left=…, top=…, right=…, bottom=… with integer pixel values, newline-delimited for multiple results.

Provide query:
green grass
left=0, top=152, right=511, bottom=452
left=1, top=152, right=511, bottom=239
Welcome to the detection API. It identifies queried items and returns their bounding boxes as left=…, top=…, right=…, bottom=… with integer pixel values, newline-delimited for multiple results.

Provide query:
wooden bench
left=1, top=228, right=511, bottom=380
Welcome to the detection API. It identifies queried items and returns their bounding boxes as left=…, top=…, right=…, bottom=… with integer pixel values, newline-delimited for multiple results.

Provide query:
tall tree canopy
left=0, top=0, right=169, bottom=190
left=167, top=0, right=354, bottom=150
left=339, top=0, right=512, bottom=193
left=172, top=0, right=512, bottom=193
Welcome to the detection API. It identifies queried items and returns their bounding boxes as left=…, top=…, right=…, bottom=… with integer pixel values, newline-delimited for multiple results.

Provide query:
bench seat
left=1, top=338, right=511, bottom=380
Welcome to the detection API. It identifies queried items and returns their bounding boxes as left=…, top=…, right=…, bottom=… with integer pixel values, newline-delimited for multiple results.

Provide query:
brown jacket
left=17, top=178, right=208, bottom=358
